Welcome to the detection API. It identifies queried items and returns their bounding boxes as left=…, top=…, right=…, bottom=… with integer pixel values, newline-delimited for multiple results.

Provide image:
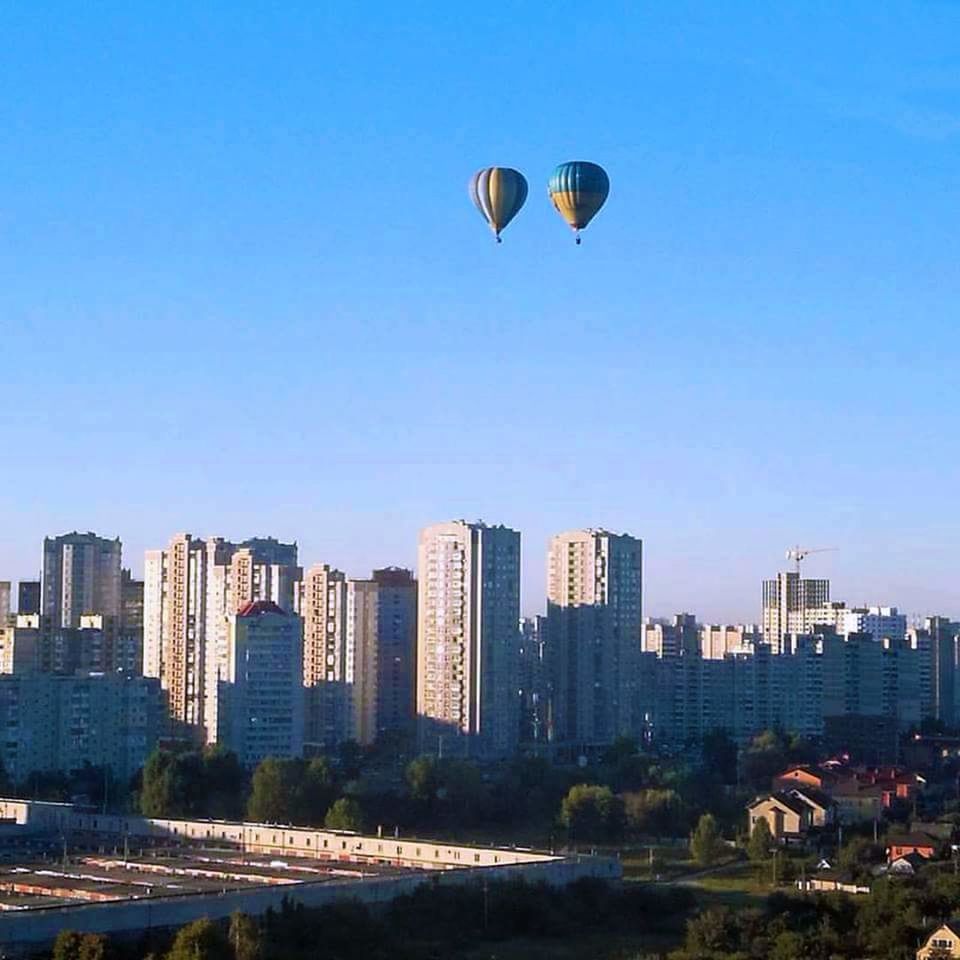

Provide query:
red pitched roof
left=237, top=600, right=286, bottom=617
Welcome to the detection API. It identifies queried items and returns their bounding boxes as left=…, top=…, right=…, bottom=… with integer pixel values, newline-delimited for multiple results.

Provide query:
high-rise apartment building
left=143, top=534, right=299, bottom=741
left=300, top=565, right=415, bottom=749
left=840, top=606, right=907, bottom=643
left=909, top=617, right=960, bottom=724
left=545, top=529, right=643, bottom=748
left=519, top=616, right=548, bottom=743
left=42, top=532, right=122, bottom=628
left=300, top=563, right=349, bottom=748
left=643, top=614, right=699, bottom=658
left=761, top=572, right=831, bottom=649
left=371, top=567, right=417, bottom=741
left=0, top=615, right=41, bottom=675
left=16, top=581, right=40, bottom=616
left=417, top=520, right=521, bottom=758
left=216, top=600, right=305, bottom=767
left=0, top=673, right=161, bottom=783
left=121, top=569, right=143, bottom=630
left=699, top=623, right=761, bottom=659
left=0, top=583, right=10, bottom=623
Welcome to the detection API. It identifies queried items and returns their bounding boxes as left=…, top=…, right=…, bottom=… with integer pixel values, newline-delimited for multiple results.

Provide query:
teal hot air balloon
left=469, top=167, right=528, bottom=242
left=548, top=161, right=610, bottom=244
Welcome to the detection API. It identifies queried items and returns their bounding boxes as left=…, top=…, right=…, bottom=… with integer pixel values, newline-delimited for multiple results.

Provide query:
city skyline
left=0, top=522, right=943, bottom=623
left=4, top=4, right=960, bottom=623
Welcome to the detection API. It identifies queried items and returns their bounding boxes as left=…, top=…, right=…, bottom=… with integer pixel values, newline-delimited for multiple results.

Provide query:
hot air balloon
left=548, top=161, right=609, bottom=244
left=469, top=167, right=528, bottom=242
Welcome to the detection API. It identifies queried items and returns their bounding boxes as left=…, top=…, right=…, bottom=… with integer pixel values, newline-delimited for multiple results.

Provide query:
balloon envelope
left=470, top=167, right=528, bottom=239
left=548, top=161, right=609, bottom=232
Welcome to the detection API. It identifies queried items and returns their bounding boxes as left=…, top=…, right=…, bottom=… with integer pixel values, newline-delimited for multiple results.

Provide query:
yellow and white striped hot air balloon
left=469, top=167, right=528, bottom=242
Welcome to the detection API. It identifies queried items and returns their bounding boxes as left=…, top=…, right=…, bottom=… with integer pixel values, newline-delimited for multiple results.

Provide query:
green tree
left=682, top=907, right=739, bottom=956
left=337, top=740, right=364, bottom=779
left=202, top=746, right=246, bottom=820
left=600, top=735, right=638, bottom=765
left=325, top=797, right=364, bottom=831
left=406, top=755, right=439, bottom=805
left=838, top=836, right=884, bottom=881
left=701, top=729, right=738, bottom=786
left=559, top=784, right=625, bottom=841
left=622, top=788, right=684, bottom=837
left=748, top=816, right=773, bottom=862
left=690, top=812, right=723, bottom=866
left=770, top=930, right=805, bottom=960
left=52, top=931, right=84, bottom=960
left=228, top=912, right=262, bottom=960
left=77, top=934, right=110, bottom=960
left=247, top=757, right=300, bottom=823
left=140, top=749, right=205, bottom=818
left=165, top=918, right=231, bottom=960
left=741, top=730, right=789, bottom=790
left=299, top=757, right=337, bottom=823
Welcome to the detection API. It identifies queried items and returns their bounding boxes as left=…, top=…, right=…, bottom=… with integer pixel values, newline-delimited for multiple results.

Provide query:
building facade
left=42, top=532, right=122, bottom=629
left=0, top=582, right=9, bottom=623
left=216, top=601, right=305, bottom=766
left=0, top=673, right=161, bottom=783
left=372, top=568, right=417, bottom=742
left=17, top=581, right=40, bottom=616
left=143, top=534, right=299, bottom=742
left=417, top=520, right=521, bottom=758
left=762, top=572, right=830, bottom=649
left=546, top=529, right=642, bottom=748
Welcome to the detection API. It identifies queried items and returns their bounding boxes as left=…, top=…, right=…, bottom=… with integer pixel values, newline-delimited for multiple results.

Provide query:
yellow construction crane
left=785, top=546, right=837, bottom=575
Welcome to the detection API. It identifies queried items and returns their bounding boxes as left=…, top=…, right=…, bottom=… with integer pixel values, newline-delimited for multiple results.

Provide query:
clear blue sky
left=2, top=2, right=959, bottom=621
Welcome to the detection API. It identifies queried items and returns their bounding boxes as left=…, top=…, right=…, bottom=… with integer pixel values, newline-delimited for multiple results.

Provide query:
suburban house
left=748, top=787, right=836, bottom=841
left=773, top=763, right=925, bottom=824
left=773, top=765, right=837, bottom=794
left=830, top=777, right=885, bottom=824
left=887, top=832, right=939, bottom=863
left=748, top=793, right=812, bottom=840
left=788, top=787, right=835, bottom=827
left=917, top=922, right=960, bottom=959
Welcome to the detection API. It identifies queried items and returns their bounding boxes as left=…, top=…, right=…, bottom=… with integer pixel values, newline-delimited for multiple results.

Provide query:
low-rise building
left=918, top=922, right=960, bottom=959
left=747, top=793, right=812, bottom=840
left=796, top=873, right=871, bottom=895
left=887, top=832, right=939, bottom=863
left=788, top=787, right=835, bottom=827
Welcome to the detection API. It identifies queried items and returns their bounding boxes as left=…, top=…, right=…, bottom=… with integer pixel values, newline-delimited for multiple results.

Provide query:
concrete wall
left=0, top=856, right=620, bottom=952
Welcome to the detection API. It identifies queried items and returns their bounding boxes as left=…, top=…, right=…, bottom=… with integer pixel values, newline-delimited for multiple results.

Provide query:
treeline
left=671, top=872, right=960, bottom=960
left=133, top=734, right=760, bottom=844
left=47, top=877, right=695, bottom=960
left=1, top=726, right=823, bottom=851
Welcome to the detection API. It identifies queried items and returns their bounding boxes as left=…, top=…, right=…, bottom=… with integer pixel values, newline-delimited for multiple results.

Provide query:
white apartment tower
left=42, top=532, right=122, bottom=628
left=143, top=534, right=299, bottom=741
left=546, top=529, right=643, bottom=747
left=761, top=572, right=831, bottom=649
left=417, top=520, right=521, bottom=758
